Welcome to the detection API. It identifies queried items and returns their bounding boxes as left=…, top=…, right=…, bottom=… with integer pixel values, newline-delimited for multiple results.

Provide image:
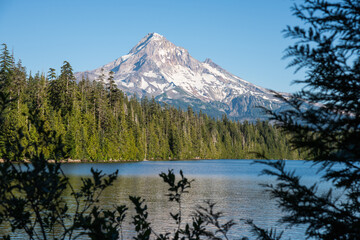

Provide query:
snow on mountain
left=75, top=33, right=285, bottom=120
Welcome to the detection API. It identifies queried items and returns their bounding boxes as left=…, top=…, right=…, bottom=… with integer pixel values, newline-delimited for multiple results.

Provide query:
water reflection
left=92, top=176, right=299, bottom=239
left=2, top=160, right=317, bottom=239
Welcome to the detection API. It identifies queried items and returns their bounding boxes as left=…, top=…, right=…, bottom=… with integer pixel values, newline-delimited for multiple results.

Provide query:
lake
left=2, top=159, right=327, bottom=239
left=62, top=159, right=322, bottom=239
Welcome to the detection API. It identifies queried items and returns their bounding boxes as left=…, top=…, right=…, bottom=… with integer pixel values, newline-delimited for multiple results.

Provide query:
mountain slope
left=75, top=33, right=285, bottom=120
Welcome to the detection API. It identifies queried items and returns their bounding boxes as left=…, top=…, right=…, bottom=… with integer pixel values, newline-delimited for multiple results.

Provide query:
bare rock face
left=75, top=33, right=285, bottom=120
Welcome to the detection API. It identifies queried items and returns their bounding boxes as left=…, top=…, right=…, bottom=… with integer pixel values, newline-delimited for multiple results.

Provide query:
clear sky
left=0, top=0, right=304, bottom=93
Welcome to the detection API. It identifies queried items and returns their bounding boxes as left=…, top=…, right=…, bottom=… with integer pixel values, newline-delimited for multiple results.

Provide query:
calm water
left=2, top=159, right=330, bottom=239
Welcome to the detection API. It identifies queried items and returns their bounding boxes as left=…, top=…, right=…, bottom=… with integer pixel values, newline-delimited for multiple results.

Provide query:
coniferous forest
left=0, top=44, right=304, bottom=162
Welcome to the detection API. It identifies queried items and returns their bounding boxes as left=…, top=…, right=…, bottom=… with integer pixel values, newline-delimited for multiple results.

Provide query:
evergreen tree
left=259, top=0, right=360, bottom=238
left=47, top=67, right=56, bottom=81
left=0, top=44, right=13, bottom=84
left=0, top=44, right=15, bottom=105
left=106, top=71, right=117, bottom=109
left=48, top=61, right=77, bottom=116
left=0, top=44, right=15, bottom=160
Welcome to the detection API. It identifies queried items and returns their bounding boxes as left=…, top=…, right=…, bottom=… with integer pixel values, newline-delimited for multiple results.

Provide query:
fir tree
left=258, top=0, right=360, bottom=238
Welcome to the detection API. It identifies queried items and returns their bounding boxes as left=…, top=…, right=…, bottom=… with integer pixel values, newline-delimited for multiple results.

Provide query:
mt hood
left=75, top=33, right=285, bottom=120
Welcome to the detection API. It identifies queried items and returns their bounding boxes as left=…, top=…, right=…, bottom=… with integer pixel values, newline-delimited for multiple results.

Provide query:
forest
left=0, top=44, right=304, bottom=162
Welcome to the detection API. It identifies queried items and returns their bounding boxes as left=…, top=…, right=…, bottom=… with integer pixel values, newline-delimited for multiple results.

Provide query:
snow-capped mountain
left=75, top=33, right=285, bottom=120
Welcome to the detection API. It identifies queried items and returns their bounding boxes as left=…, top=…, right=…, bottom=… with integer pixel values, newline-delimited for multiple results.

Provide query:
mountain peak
left=143, top=32, right=165, bottom=42
left=149, top=32, right=164, bottom=40
left=129, top=32, right=167, bottom=54
left=75, top=33, right=285, bottom=121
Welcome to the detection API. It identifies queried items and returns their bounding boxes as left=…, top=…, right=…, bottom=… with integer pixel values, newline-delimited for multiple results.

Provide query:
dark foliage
left=258, top=0, right=360, bottom=239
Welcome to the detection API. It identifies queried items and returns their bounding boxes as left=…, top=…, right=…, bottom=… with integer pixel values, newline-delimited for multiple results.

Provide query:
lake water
left=61, top=159, right=323, bottom=239
left=2, top=159, right=328, bottom=239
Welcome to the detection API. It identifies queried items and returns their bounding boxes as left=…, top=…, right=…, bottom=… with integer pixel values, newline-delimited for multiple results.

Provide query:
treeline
left=0, top=44, right=305, bottom=161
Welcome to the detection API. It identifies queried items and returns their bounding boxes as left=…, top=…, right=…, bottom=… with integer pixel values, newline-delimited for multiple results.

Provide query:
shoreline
left=0, top=158, right=304, bottom=164
left=0, top=158, right=142, bottom=164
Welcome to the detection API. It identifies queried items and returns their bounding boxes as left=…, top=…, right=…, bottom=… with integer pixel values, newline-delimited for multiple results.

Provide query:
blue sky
left=0, top=0, right=303, bottom=93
